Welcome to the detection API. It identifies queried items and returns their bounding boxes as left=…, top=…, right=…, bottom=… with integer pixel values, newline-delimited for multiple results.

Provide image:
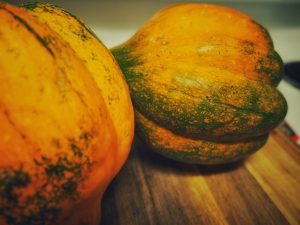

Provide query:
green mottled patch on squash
left=255, top=49, right=284, bottom=86
left=111, top=46, right=142, bottom=83
left=0, top=143, right=92, bottom=225
left=122, top=67, right=286, bottom=141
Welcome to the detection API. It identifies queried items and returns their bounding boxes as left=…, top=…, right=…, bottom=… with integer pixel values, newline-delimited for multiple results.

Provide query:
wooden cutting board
left=100, top=128, right=300, bottom=225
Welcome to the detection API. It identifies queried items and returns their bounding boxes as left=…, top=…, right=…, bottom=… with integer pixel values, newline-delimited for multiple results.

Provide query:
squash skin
left=112, top=4, right=287, bottom=163
left=135, top=110, right=268, bottom=164
left=0, top=2, right=133, bottom=225
left=22, top=2, right=134, bottom=178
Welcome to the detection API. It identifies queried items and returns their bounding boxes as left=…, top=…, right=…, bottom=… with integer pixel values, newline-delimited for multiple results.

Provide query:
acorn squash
left=0, top=2, right=133, bottom=225
left=111, top=4, right=287, bottom=164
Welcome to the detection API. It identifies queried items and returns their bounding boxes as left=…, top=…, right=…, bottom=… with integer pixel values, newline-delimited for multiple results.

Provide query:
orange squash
left=0, top=2, right=133, bottom=225
left=112, top=4, right=287, bottom=164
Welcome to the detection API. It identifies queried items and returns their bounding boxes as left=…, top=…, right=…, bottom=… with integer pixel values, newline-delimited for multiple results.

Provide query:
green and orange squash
left=112, top=4, right=287, bottom=164
left=0, top=2, right=133, bottom=225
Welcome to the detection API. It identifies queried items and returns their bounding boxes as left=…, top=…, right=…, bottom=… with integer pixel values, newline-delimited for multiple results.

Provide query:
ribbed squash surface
left=112, top=4, right=287, bottom=164
left=0, top=2, right=133, bottom=225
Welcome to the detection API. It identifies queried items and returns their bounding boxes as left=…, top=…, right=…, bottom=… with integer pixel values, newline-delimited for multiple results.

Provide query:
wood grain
left=100, top=129, right=300, bottom=225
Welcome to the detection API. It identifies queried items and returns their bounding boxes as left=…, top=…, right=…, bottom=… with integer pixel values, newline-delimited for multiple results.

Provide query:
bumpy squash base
left=136, top=110, right=268, bottom=164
